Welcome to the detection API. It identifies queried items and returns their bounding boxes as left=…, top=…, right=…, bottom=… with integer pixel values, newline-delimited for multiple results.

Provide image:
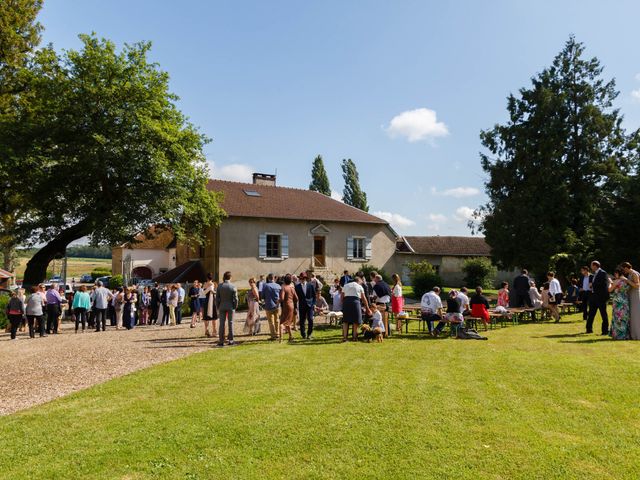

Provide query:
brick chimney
left=252, top=173, right=276, bottom=186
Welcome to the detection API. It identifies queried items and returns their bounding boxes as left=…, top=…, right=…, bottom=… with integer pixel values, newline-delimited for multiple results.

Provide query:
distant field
left=13, top=257, right=112, bottom=282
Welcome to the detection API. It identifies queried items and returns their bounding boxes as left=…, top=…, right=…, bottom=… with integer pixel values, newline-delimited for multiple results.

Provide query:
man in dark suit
left=586, top=261, right=610, bottom=335
left=295, top=272, right=316, bottom=339
left=513, top=269, right=531, bottom=307
left=578, top=266, right=593, bottom=323
left=339, top=270, right=352, bottom=287
left=150, top=283, right=160, bottom=325
left=216, top=271, right=238, bottom=346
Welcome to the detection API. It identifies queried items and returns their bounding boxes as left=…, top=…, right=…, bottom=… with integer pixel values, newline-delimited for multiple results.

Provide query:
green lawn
left=2, top=313, right=640, bottom=479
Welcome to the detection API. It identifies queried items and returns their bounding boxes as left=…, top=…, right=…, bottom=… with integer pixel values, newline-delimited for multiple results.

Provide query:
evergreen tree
left=471, top=37, right=635, bottom=273
left=309, top=154, right=331, bottom=195
left=341, top=158, right=369, bottom=212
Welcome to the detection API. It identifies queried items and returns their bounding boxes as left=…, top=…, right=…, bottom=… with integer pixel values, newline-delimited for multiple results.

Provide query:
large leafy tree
left=0, top=0, right=43, bottom=272
left=341, top=158, right=368, bottom=211
left=471, top=37, right=635, bottom=274
left=309, top=154, right=331, bottom=196
left=4, top=35, right=224, bottom=286
left=0, top=0, right=42, bottom=101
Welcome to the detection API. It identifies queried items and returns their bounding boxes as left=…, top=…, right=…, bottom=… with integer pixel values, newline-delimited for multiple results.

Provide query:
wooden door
left=313, top=236, right=326, bottom=268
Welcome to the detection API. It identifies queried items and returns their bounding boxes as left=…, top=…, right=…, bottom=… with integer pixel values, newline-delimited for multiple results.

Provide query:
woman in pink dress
left=497, top=282, right=510, bottom=307
left=391, top=273, right=404, bottom=333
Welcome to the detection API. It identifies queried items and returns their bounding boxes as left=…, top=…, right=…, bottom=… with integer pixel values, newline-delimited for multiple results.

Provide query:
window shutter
left=281, top=234, right=289, bottom=259
left=365, top=237, right=372, bottom=260
left=258, top=233, right=267, bottom=259
left=346, top=236, right=354, bottom=260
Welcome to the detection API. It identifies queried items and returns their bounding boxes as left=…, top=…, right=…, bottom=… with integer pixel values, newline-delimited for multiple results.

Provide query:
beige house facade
left=211, top=217, right=397, bottom=282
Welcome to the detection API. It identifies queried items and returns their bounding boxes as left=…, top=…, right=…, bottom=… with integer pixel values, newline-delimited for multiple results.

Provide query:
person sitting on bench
left=470, top=287, right=491, bottom=326
left=442, top=290, right=465, bottom=335
left=420, top=286, right=443, bottom=336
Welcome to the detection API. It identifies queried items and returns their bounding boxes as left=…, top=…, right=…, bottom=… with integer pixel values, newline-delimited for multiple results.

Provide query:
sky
left=39, top=0, right=640, bottom=237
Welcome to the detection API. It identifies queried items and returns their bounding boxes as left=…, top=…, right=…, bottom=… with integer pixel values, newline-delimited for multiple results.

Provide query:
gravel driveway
left=0, top=314, right=254, bottom=416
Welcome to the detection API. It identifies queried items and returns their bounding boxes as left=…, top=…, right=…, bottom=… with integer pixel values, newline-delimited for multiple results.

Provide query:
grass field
left=13, top=257, right=111, bottom=281
left=2, top=312, right=639, bottom=479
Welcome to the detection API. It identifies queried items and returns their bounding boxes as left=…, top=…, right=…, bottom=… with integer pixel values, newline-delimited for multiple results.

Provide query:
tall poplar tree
left=341, top=158, right=369, bottom=212
left=471, top=37, right=635, bottom=274
left=309, top=154, right=331, bottom=196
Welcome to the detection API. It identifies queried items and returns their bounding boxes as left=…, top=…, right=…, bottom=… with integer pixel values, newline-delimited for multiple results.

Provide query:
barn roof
left=401, top=236, right=491, bottom=257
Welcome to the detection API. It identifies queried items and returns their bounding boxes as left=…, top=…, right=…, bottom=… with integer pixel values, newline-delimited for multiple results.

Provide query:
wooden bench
left=558, top=303, right=578, bottom=315
left=326, top=311, right=343, bottom=326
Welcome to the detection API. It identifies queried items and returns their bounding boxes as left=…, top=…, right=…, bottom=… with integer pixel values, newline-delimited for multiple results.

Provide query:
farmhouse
left=113, top=174, right=399, bottom=282
left=393, top=235, right=513, bottom=286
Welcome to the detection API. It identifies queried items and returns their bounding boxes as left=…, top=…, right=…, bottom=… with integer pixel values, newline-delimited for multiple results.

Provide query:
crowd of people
left=6, top=259, right=639, bottom=342
left=428, top=260, right=640, bottom=340
left=4, top=269, right=405, bottom=345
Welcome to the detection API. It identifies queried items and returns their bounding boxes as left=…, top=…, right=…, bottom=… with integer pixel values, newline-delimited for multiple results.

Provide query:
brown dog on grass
left=361, top=324, right=384, bottom=343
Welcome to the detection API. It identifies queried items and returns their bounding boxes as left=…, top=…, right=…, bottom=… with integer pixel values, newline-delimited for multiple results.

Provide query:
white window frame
left=346, top=235, right=372, bottom=262
left=352, top=236, right=366, bottom=260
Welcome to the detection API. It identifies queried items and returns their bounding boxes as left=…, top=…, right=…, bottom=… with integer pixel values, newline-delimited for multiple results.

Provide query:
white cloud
left=631, top=74, right=640, bottom=102
left=373, top=211, right=416, bottom=229
left=454, top=206, right=475, bottom=222
left=208, top=161, right=254, bottom=182
left=385, top=107, right=449, bottom=143
left=428, top=213, right=447, bottom=223
left=330, top=190, right=343, bottom=202
left=433, top=186, right=480, bottom=198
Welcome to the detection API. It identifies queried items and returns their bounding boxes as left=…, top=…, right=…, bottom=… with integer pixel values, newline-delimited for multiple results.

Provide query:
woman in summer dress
left=609, top=268, right=630, bottom=340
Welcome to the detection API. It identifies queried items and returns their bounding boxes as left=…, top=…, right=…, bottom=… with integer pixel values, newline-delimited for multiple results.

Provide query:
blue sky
left=40, top=0, right=640, bottom=236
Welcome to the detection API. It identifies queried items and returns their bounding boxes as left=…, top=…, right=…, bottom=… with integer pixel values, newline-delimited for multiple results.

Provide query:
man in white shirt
left=457, top=287, right=470, bottom=314
left=420, top=287, right=443, bottom=335
left=546, top=272, right=563, bottom=323
left=578, top=265, right=592, bottom=322
left=547, top=272, right=563, bottom=303
left=93, top=280, right=113, bottom=332
left=256, top=275, right=265, bottom=296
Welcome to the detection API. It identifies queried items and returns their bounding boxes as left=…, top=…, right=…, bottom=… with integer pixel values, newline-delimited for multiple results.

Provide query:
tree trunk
left=22, top=220, right=92, bottom=288
left=2, top=244, right=16, bottom=272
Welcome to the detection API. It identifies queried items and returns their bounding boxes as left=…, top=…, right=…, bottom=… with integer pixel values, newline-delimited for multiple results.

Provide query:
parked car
left=96, top=276, right=111, bottom=288
left=79, top=274, right=93, bottom=283
left=43, top=283, right=73, bottom=295
left=48, top=275, right=62, bottom=283
left=137, top=279, right=155, bottom=288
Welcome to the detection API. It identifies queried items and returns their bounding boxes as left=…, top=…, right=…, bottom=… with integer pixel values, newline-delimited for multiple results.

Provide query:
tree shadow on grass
left=558, top=337, right=612, bottom=344
left=534, top=333, right=585, bottom=339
